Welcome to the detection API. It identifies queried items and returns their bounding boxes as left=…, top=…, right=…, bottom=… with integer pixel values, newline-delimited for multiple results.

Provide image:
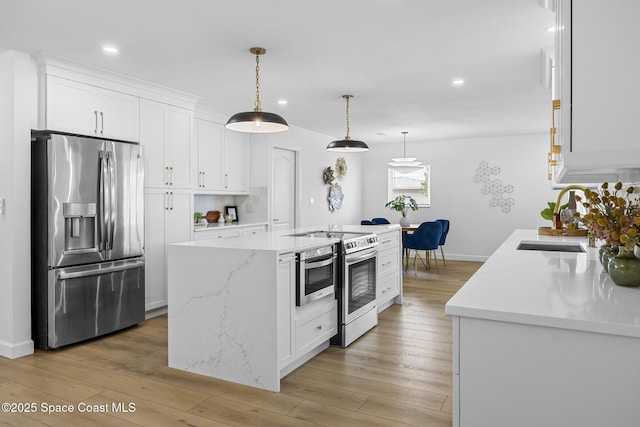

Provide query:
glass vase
left=608, top=246, right=640, bottom=287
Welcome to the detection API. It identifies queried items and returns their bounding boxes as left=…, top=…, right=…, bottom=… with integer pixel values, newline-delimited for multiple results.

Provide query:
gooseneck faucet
left=553, top=184, right=589, bottom=214
left=553, top=184, right=595, bottom=246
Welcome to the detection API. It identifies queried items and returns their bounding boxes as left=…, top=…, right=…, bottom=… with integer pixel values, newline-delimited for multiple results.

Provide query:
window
left=388, top=165, right=431, bottom=207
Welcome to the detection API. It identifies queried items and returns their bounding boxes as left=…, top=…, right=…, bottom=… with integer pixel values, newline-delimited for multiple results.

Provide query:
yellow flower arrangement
left=576, top=182, right=640, bottom=249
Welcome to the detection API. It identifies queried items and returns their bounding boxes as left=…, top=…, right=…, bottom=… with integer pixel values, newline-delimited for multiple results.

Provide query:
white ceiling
left=0, top=0, right=555, bottom=145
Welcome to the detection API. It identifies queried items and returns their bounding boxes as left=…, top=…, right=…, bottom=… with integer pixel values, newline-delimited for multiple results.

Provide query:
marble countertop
left=445, top=229, right=640, bottom=338
left=175, top=224, right=401, bottom=253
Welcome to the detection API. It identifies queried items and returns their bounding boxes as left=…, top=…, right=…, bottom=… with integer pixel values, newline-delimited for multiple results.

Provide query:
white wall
left=0, top=50, right=37, bottom=358
left=268, top=126, right=364, bottom=228
left=362, top=134, right=559, bottom=260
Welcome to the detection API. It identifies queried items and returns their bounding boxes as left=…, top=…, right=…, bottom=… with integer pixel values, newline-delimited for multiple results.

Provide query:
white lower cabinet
left=144, top=189, right=192, bottom=311
left=277, top=253, right=296, bottom=370
left=376, top=229, right=402, bottom=311
left=278, top=252, right=338, bottom=374
left=295, top=299, right=338, bottom=357
left=377, top=272, right=399, bottom=308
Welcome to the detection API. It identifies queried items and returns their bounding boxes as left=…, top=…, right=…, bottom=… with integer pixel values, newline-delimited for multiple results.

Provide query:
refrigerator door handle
left=107, top=151, right=116, bottom=251
left=99, top=150, right=108, bottom=254
left=57, top=259, right=145, bottom=280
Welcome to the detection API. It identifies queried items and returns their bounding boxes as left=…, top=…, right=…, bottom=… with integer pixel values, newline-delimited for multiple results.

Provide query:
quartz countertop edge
left=445, top=229, right=640, bottom=339
left=176, top=224, right=401, bottom=253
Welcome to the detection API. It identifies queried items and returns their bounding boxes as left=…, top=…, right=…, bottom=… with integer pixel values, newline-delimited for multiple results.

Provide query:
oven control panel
left=342, top=234, right=379, bottom=253
left=299, top=245, right=335, bottom=261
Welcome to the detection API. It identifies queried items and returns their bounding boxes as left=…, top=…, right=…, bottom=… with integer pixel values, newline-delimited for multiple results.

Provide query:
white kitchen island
left=445, top=229, right=640, bottom=427
left=167, top=224, right=402, bottom=392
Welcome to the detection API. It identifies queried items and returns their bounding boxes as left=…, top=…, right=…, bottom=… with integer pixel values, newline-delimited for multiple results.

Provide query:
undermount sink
left=517, top=240, right=586, bottom=253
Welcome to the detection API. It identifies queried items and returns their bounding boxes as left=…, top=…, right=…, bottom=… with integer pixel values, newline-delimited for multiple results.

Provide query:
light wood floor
left=0, top=260, right=481, bottom=427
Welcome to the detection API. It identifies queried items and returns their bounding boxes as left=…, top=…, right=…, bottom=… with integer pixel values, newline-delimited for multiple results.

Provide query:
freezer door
left=43, top=258, right=145, bottom=349
left=104, top=140, right=144, bottom=260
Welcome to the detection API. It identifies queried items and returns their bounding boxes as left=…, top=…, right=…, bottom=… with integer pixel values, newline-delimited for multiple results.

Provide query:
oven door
left=343, top=246, right=377, bottom=323
left=297, top=252, right=337, bottom=306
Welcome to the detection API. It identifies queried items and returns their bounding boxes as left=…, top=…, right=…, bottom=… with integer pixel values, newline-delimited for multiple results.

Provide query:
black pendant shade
left=326, top=138, right=369, bottom=152
left=225, top=110, right=289, bottom=133
left=326, top=94, right=369, bottom=152
left=226, top=47, right=289, bottom=134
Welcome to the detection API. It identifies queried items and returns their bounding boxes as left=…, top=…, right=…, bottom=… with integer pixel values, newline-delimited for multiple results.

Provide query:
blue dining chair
left=371, top=217, right=391, bottom=225
left=435, top=219, right=450, bottom=267
left=402, top=221, right=443, bottom=272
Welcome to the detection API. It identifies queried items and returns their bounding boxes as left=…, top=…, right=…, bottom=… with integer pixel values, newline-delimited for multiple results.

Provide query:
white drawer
left=377, top=272, right=399, bottom=304
left=296, top=300, right=337, bottom=356
left=377, top=248, right=399, bottom=276
left=193, top=228, right=242, bottom=241
left=242, top=225, right=267, bottom=235
left=377, top=231, right=400, bottom=252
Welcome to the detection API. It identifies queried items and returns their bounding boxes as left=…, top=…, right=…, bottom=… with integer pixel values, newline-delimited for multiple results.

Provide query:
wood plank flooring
left=0, top=260, right=481, bottom=426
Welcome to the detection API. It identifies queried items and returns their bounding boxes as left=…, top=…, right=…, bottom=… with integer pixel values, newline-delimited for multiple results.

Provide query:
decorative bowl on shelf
left=204, top=210, right=220, bottom=223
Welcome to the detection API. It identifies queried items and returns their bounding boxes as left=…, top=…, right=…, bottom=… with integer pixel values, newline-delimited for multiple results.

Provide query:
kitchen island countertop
left=178, top=224, right=400, bottom=252
left=446, top=229, right=640, bottom=338
left=446, top=229, right=640, bottom=426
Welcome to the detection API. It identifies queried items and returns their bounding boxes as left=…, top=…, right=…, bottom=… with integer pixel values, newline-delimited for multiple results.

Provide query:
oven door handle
left=304, top=254, right=337, bottom=269
left=345, top=248, right=377, bottom=264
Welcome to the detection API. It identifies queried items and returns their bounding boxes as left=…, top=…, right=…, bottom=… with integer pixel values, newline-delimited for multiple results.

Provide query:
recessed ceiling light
left=102, top=46, right=119, bottom=55
left=278, top=99, right=287, bottom=105
left=452, top=79, right=464, bottom=86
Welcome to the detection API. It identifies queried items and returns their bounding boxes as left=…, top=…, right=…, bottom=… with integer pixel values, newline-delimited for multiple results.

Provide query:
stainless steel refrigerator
left=31, top=131, right=145, bottom=350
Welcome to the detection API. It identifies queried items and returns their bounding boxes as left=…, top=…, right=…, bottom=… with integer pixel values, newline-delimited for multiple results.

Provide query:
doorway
left=272, top=148, right=296, bottom=231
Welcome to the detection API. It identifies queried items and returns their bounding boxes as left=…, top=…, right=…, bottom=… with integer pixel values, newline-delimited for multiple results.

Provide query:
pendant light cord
left=402, top=131, right=408, bottom=157
left=254, top=52, right=262, bottom=112
left=344, top=94, right=352, bottom=140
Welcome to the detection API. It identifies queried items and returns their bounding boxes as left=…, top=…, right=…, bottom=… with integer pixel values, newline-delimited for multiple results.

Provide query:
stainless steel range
left=331, top=232, right=379, bottom=347
left=287, top=229, right=379, bottom=347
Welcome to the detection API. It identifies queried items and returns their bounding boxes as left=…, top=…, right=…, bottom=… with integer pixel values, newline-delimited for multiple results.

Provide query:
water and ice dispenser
left=63, top=202, right=97, bottom=253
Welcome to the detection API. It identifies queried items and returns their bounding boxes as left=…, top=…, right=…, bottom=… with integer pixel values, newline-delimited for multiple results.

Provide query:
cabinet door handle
left=165, top=192, right=170, bottom=210
left=94, top=110, right=99, bottom=134
left=165, top=167, right=170, bottom=185
left=225, top=173, right=228, bottom=189
left=316, top=325, right=322, bottom=331
left=169, top=192, right=174, bottom=210
left=100, top=111, right=104, bottom=135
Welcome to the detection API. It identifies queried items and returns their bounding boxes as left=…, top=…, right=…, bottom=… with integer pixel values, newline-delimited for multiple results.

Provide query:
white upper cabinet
left=223, top=128, right=249, bottom=193
left=195, top=119, right=225, bottom=190
left=42, top=75, right=140, bottom=142
left=140, top=99, right=194, bottom=189
left=194, top=119, right=249, bottom=194
left=554, top=0, right=640, bottom=184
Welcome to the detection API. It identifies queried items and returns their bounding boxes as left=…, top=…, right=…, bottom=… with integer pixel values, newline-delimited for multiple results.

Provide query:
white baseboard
left=0, top=338, right=34, bottom=359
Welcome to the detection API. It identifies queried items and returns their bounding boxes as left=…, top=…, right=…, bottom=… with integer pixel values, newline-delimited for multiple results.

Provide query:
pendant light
left=388, top=131, right=423, bottom=173
left=225, top=47, right=289, bottom=133
left=326, top=95, right=369, bottom=152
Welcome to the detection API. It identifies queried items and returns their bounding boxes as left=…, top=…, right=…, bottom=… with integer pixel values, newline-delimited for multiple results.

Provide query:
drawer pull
left=316, top=325, right=322, bottom=331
